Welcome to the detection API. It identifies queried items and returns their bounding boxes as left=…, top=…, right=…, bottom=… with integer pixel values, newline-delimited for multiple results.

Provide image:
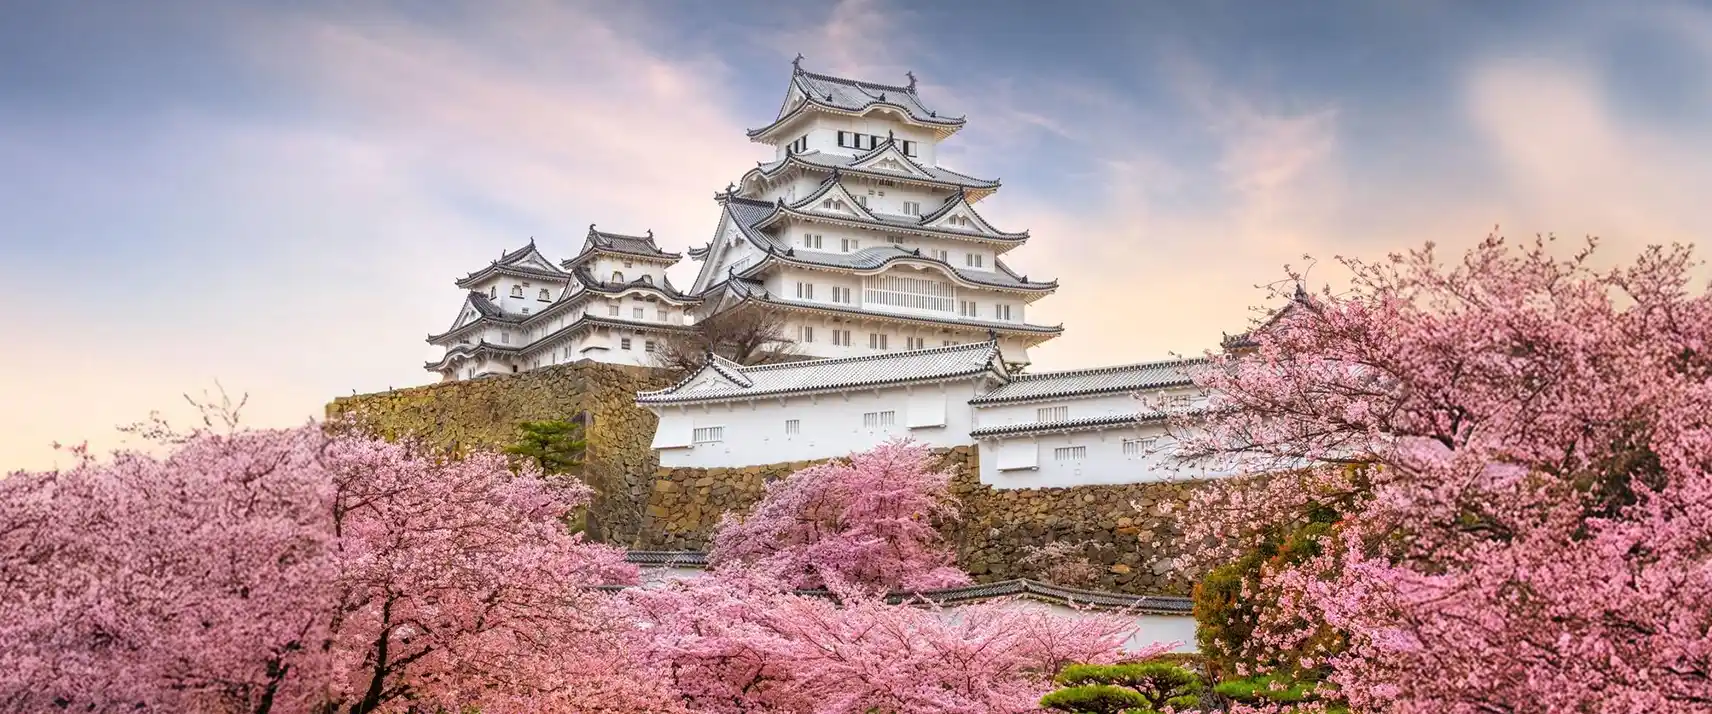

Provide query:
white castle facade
left=427, top=60, right=1264, bottom=489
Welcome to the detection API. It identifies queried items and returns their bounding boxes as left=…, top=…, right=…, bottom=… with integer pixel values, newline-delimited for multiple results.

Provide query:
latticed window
left=862, top=411, right=896, bottom=428
left=785, top=419, right=801, bottom=435
left=1123, top=437, right=1158, bottom=457
left=1054, top=446, right=1088, bottom=461
left=693, top=426, right=724, bottom=444
left=1037, top=405, right=1068, bottom=422
left=863, top=274, right=954, bottom=312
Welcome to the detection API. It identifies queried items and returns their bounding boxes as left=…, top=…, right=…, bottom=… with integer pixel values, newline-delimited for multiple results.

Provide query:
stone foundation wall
left=326, top=361, right=674, bottom=544
left=639, top=446, right=1204, bottom=595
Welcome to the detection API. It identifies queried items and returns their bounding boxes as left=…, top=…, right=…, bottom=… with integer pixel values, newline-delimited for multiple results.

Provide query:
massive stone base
left=640, top=446, right=1205, bottom=595
left=326, top=361, right=674, bottom=544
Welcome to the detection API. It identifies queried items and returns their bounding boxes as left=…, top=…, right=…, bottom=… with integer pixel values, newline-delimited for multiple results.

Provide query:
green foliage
left=504, top=420, right=586, bottom=476
left=1039, top=683, right=1149, bottom=714
left=1044, top=659, right=1205, bottom=713
left=1192, top=471, right=1355, bottom=680
left=1213, top=674, right=1318, bottom=703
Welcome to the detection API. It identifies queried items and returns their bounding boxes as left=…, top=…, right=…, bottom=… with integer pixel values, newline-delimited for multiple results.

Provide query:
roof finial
left=792, top=53, right=804, bottom=71
left=528, top=236, right=535, bottom=245
left=887, top=129, right=895, bottom=143
left=726, top=181, right=736, bottom=194
left=589, top=223, right=597, bottom=233
left=646, top=229, right=654, bottom=239
left=906, top=71, right=917, bottom=90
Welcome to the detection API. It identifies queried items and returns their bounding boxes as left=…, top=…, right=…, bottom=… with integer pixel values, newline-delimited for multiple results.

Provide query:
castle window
left=900, top=139, right=917, bottom=157
left=799, top=325, right=814, bottom=343
left=693, top=426, right=724, bottom=444
left=644, top=340, right=656, bottom=353
left=1123, top=437, right=1158, bottom=457
left=862, top=410, right=896, bottom=428
left=803, top=233, right=823, bottom=249
left=959, top=300, right=978, bottom=317
left=994, top=304, right=1013, bottom=320
left=831, top=286, right=852, bottom=303
left=840, top=238, right=859, bottom=252
left=633, top=307, right=644, bottom=319
left=1054, top=446, right=1088, bottom=462
left=864, top=275, right=954, bottom=312
left=796, top=282, right=814, bottom=300
left=1037, top=405, right=1069, bottom=422
left=965, top=252, right=985, bottom=268
left=905, top=336, right=924, bottom=350
left=854, top=195, right=867, bottom=208
left=886, top=236, right=906, bottom=244
left=785, top=419, right=801, bottom=435
left=510, top=285, right=524, bottom=298
left=832, top=329, right=851, bottom=346
left=621, top=338, right=632, bottom=350
left=868, top=333, right=888, bottom=350
left=521, top=307, right=530, bottom=315
left=537, top=288, right=551, bottom=301
left=608, top=304, right=619, bottom=317
left=612, top=271, right=624, bottom=282
left=903, top=201, right=921, bottom=216
left=624, top=260, right=634, bottom=268
left=931, top=249, right=948, bottom=262
left=489, top=286, right=498, bottom=299
left=658, top=309, right=669, bottom=321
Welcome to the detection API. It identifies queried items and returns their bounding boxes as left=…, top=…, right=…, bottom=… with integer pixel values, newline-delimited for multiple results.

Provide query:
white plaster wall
left=780, top=115, right=941, bottom=166
left=652, top=380, right=980, bottom=468
left=978, top=424, right=1184, bottom=489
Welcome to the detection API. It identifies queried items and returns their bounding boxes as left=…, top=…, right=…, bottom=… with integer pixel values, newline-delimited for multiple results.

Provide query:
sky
left=4, top=0, right=1712, bottom=471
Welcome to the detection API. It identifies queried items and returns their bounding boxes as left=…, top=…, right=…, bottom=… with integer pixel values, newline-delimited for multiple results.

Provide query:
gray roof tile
left=637, top=341, right=1005, bottom=404
left=755, top=149, right=998, bottom=190
left=970, top=358, right=1205, bottom=405
left=749, top=62, right=965, bottom=138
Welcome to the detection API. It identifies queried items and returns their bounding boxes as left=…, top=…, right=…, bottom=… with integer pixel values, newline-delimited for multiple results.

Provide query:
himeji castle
left=687, top=56, right=1060, bottom=369
left=427, top=227, right=699, bottom=380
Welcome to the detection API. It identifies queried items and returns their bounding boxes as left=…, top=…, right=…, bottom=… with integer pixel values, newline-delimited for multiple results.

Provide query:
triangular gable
left=920, top=193, right=1001, bottom=235
left=791, top=179, right=878, bottom=221
left=498, top=243, right=561, bottom=274
left=691, top=210, right=742, bottom=295
left=848, top=142, right=932, bottom=180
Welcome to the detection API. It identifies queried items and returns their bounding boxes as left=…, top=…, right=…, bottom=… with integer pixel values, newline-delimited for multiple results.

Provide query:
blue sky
left=4, top=0, right=1711, bottom=470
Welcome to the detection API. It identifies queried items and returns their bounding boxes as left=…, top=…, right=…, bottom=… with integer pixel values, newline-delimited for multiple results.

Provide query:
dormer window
left=489, top=286, right=498, bottom=299
left=510, top=285, right=524, bottom=298
left=611, top=271, right=624, bottom=282
left=537, top=288, right=551, bottom=301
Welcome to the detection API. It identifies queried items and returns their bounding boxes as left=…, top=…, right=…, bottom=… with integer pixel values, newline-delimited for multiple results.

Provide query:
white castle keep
left=428, top=59, right=1252, bottom=489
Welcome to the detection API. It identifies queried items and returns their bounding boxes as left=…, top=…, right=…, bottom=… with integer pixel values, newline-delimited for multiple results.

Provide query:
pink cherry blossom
left=0, top=421, right=664, bottom=713
left=709, top=439, right=971, bottom=591
left=1177, top=235, right=1712, bottom=712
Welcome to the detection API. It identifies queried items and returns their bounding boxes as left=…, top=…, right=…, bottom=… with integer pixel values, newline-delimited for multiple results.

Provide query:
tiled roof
left=566, top=225, right=681, bottom=264
left=612, top=551, right=1192, bottom=613
left=970, top=412, right=1171, bottom=438
left=970, top=358, right=1205, bottom=405
left=748, top=292, right=1064, bottom=338
left=569, top=267, right=699, bottom=302
left=754, top=149, right=998, bottom=191
left=1223, top=284, right=1316, bottom=349
left=775, top=173, right=1026, bottom=241
left=456, top=240, right=570, bottom=288
left=719, top=197, right=1053, bottom=292
left=466, top=291, right=506, bottom=319
left=749, top=60, right=965, bottom=139
left=637, top=341, right=1005, bottom=404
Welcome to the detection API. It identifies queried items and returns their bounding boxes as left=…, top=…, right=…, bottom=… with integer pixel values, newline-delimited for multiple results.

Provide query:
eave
left=970, top=413, right=1168, bottom=439
left=722, top=293, right=1063, bottom=345
left=747, top=101, right=963, bottom=145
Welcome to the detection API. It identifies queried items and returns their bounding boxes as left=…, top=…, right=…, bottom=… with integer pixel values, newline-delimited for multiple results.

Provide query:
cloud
left=0, top=1, right=764, bottom=472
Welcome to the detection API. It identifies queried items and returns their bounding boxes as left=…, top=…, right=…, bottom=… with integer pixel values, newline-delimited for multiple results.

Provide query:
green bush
left=1043, top=658, right=1205, bottom=713
left=1039, top=684, right=1149, bottom=714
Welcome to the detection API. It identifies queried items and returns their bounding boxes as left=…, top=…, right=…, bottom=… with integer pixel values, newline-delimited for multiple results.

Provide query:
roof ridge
left=1009, top=356, right=1207, bottom=381
left=738, top=339, right=998, bottom=373
left=797, top=68, right=915, bottom=95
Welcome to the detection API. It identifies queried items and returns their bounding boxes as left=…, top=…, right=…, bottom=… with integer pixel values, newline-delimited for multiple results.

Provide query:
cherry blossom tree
left=0, top=418, right=667, bottom=714
left=1177, top=235, right=1712, bottom=712
left=627, top=569, right=1148, bottom=714
left=708, top=440, right=970, bottom=591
